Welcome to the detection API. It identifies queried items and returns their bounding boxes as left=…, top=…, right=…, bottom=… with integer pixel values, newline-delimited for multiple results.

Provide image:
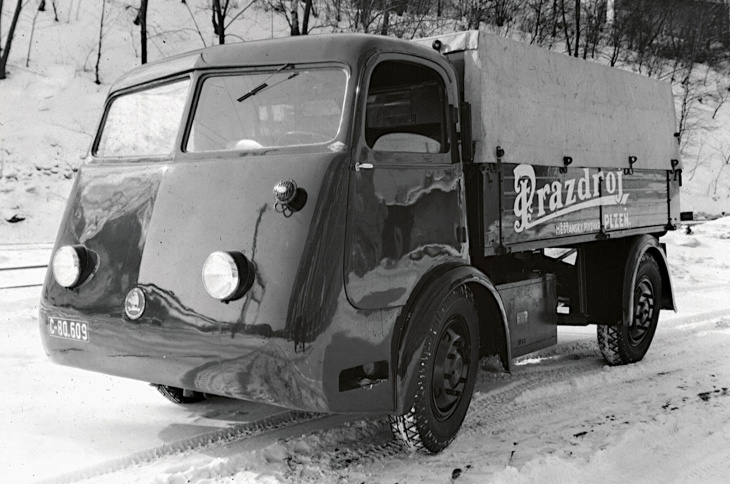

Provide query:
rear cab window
left=365, top=60, right=449, bottom=155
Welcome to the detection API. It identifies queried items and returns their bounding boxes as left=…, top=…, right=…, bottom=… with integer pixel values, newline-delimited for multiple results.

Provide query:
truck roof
left=110, top=33, right=444, bottom=93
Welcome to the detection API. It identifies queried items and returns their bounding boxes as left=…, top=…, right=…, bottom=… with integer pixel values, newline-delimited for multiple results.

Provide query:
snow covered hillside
left=1, top=1, right=729, bottom=242
left=1, top=1, right=294, bottom=244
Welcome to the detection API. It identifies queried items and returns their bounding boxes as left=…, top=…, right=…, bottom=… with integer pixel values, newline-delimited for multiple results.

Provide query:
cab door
left=344, top=55, right=468, bottom=310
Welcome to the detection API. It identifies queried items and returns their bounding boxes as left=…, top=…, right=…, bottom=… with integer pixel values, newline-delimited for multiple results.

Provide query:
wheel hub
left=432, top=317, right=471, bottom=421
left=630, top=278, right=655, bottom=345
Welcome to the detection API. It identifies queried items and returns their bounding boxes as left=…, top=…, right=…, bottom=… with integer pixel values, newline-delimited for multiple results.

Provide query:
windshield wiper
left=237, top=63, right=298, bottom=103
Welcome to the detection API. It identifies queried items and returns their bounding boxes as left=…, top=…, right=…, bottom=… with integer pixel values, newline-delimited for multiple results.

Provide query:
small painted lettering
left=555, top=219, right=601, bottom=236
left=604, top=212, right=631, bottom=230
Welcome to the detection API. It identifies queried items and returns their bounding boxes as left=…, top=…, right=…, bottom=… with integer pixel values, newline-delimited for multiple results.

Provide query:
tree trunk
left=301, top=0, right=313, bottom=34
left=0, top=0, right=23, bottom=80
left=139, top=0, right=148, bottom=64
left=0, top=0, right=4, bottom=57
left=182, top=0, right=207, bottom=47
left=212, top=0, right=226, bottom=44
left=360, top=0, right=372, bottom=32
left=560, top=0, right=572, bottom=55
left=574, top=0, right=580, bottom=57
left=27, top=2, right=44, bottom=67
left=550, top=0, right=559, bottom=46
left=95, top=0, right=106, bottom=84
left=290, top=0, right=300, bottom=35
left=381, top=8, right=390, bottom=35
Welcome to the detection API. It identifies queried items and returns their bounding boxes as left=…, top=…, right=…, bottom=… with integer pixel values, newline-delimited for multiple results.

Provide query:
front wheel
left=598, top=253, right=662, bottom=365
left=389, top=285, right=480, bottom=454
left=155, top=385, right=206, bottom=404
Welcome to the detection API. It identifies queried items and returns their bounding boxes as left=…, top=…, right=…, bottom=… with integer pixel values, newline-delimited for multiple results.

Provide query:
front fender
left=392, top=264, right=509, bottom=414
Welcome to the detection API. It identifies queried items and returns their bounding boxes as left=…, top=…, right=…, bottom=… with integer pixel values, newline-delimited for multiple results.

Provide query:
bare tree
left=573, top=0, right=579, bottom=56
left=264, top=0, right=317, bottom=36
left=181, top=0, right=207, bottom=48
left=95, top=0, right=106, bottom=84
left=27, top=0, right=45, bottom=67
left=580, top=0, right=605, bottom=59
left=0, top=0, right=23, bottom=80
left=606, top=4, right=627, bottom=66
left=524, top=0, right=550, bottom=45
left=212, top=0, right=226, bottom=44
left=291, top=0, right=315, bottom=35
left=559, top=0, right=573, bottom=54
left=133, top=0, right=149, bottom=64
left=211, top=0, right=257, bottom=44
left=317, top=0, right=444, bottom=38
left=712, top=83, right=729, bottom=120
left=708, top=142, right=730, bottom=195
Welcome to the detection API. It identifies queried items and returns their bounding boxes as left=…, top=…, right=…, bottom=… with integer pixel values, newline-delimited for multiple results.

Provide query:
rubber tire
left=155, top=385, right=206, bottom=404
left=389, top=285, right=480, bottom=454
left=598, top=253, right=662, bottom=365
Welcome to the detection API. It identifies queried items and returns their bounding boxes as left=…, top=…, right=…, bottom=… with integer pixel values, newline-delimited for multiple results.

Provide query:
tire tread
left=390, top=285, right=478, bottom=454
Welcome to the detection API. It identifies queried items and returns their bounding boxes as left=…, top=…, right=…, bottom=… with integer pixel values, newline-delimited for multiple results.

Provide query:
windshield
left=186, top=67, right=347, bottom=152
left=95, top=79, right=190, bottom=157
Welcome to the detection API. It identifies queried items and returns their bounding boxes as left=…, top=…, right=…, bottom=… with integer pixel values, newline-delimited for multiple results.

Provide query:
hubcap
left=630, top=277, right=655, bottom=345
left=432, top=316, right=471, bottom=421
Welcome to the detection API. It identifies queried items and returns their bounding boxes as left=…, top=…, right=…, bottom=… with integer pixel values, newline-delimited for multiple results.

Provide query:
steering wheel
left=276, top=131, right=329, bottom=145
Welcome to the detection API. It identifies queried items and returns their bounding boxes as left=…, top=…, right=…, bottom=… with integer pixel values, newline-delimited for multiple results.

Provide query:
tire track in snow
left=41, top=410, right=326, bottom=484
left=322, top=314, right=730, bottom=479
left=259, top=356, right=612, bottom=479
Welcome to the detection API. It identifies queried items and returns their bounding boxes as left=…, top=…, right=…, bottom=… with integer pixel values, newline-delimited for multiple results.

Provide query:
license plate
left=48, top=317, right=89, bottom=343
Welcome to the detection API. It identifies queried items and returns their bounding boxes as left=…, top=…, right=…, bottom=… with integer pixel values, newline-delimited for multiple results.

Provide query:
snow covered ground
left=3, top=220, right=730, bottom=483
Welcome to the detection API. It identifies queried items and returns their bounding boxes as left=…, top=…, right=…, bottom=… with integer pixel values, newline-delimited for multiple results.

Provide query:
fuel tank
left=38, top=152, right=390, bottom=412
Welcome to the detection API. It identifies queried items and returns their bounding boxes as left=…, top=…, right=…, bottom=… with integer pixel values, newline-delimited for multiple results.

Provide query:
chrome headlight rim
left=52, top=244, right=94, bottom=289
left=202, top=251, right=254, bottom=302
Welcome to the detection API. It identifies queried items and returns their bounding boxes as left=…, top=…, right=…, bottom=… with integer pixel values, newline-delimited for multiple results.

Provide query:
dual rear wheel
left=598, top=254, right=662, bottom=365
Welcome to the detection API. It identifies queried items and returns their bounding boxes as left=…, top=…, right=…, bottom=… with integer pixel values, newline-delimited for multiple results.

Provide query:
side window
left=366, top=61, right=448, bottom=154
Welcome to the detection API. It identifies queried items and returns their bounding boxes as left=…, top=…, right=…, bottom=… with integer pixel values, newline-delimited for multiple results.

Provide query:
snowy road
left=0, top=244, right=51, bottom=289
left=4, top=222, right=730, bottom=483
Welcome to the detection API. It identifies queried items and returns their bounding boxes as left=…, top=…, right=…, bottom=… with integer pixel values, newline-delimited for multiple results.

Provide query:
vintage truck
left=39, top=30, right=680, bottom=453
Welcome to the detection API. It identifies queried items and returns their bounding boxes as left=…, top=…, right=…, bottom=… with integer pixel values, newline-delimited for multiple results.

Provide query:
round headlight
left=52, top=245, right=84, bottom=288
left=202, top=252, right=242, bottom=301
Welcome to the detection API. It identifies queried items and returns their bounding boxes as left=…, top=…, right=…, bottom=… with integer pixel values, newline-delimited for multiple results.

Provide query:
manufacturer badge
left=125, top=287, right=146, bottom=320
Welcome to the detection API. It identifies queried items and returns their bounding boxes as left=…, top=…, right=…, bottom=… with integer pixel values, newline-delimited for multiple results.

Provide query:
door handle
left=355, top=162, right=373, bottom=172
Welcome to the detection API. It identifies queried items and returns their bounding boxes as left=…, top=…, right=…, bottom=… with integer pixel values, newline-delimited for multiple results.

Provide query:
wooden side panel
left=603, top=170, right=667, bottom=233
left=484, top=163, right=670, bottom=253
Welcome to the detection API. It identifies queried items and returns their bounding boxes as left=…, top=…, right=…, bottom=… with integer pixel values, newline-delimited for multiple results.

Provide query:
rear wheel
left=598, top=253, right=662, bottom=365
left=155, top=385, right=206, bottom=404
left=389, top=285, right=480, bottom=453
